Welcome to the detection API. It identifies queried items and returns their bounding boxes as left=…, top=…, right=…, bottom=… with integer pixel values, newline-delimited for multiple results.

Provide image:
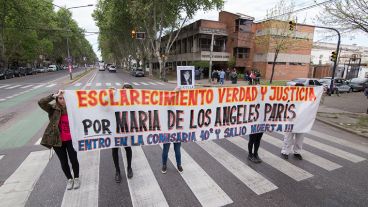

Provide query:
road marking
left=197, top=141, right=278, bottom=195
left=46, top=83, right=56, bottom=88
left=33, top=84, right=45, bottom=89
left=20, top=85, right=33, bottom=89
left=0, top=150, right=49, bottom=207
left=123, top=147, right=169, bottom=207
left=115, top=83, right=121, bottom=86
left=0, top=85, right=11, bottom=89
left=262, top=134, right=342, bottom=171
left=159, top=144, right=233, bottom=207
left=86, top=83, right=92, bottom=87
left=61, top=150, right=100, bottom=207
left=96, top=83, right=102, bottom=87
left=229, top=137, right=313, bottom=181
left=0, top=99, right=5, bottom=102
left=105, top=83, right=111, bottom=86
left=140, top=82, right=149, bottom=85
left=309, top=130, right=368, bottom=154
left=5, top=85, right=22, bottom=89
left=34, top=137, right=42, bottom=145
left=148, top=82, right=157, bottom=85
left=303, top=138, right=366, bottom=163
left=132, top=82, right=140, bottom=86
left=6, top=96, right=14, bottom=99
left=155, top=82, right=165, bottom=85
left=74, top=83, right=82, bottom=87
left=0, top=155, right=3, bottom=160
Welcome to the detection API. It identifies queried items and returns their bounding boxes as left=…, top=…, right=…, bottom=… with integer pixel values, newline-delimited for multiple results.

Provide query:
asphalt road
left=0, top=69, right=367, bottom=207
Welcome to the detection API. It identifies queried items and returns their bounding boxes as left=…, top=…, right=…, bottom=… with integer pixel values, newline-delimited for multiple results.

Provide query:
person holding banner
left=38, top=90, right=80, bottom=190
left=110, top=83, right=134, bottom=182
left=248, top=133, right=263, bottom=163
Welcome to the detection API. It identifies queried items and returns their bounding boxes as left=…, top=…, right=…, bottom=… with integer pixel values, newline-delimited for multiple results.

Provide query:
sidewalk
left=168, top=79, right=251, bottom=87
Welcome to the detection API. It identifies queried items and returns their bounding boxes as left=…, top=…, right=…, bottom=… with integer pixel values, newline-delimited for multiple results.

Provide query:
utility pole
left=208, top=33, right=214, bottom=83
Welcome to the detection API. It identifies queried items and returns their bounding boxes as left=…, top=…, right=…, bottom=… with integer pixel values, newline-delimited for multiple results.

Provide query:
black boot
left=115, top=171, right=122, bottom=183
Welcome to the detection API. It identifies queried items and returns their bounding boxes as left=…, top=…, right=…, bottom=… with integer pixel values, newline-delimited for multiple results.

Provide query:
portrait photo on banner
left=177, top=66, right=195, bottom=89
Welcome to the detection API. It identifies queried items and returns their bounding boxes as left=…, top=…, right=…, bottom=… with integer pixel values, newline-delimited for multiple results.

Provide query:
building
left=159, top=11, right=315, bottom=80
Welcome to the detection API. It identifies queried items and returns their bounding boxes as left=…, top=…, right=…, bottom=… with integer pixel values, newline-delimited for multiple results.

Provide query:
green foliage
left=192, top=61, right=209, bottom=68
left=227, top=56, right=236, bottom=68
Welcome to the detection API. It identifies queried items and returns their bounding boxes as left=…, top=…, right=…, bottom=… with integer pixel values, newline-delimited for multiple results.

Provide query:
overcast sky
left=53, top=0, right=368, bottom=60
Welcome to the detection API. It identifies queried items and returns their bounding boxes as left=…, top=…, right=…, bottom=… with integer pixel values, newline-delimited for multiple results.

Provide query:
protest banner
left=64, top=86, right=323, bottom=152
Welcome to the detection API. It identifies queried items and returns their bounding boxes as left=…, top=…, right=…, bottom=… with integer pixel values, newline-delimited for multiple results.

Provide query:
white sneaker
left=66, top=179, right=74, bottom=190
left=73, top=178, right=81, bottom=189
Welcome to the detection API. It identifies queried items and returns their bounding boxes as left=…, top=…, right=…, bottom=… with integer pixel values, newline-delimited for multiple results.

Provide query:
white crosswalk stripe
left=123, top=147, right=169, bottom=207
left=140, top=82, right=149, bottom=85
left=5, top=85, right=22, bottom=89
left=308, top=130, right=368, bottom=154
left=74, top=83, right=82, bottom=87
left=96, top=83, right=102, bottom=87
left=86, top=83, right=92, bottom=87
left=33, top=84, right=45, bottom=89
left=132, top=82, right=140, bottom=86
left=197, top=141, right=278, bottom=195
left=161, top=144, right=233, bottom=206
left=0, top=155, right=3, bottom=160
left=229, top=137, right=313, bottom=181
left=0, top=150, right=49, bottom=207
left=0, top=84, right=11, bottom=89
left=148, top=82, right=157, bottom=85
left=156, top=82, right=165, bottom=85
left=115, top=83, right=121, bottom=86
left=61, top=150, right=100, bottom=207
left=105, top=83, right=111, bottom=86
left=46, top=83, right=56, bottom=88
left=20, top=85, right=33, bottom=89
left=0, top=99, right=6, bottom=101
left=262, top=134, right=342, bottom=171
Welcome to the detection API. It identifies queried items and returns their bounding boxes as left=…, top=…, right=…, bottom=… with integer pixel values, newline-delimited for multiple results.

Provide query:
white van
left=48, top=65, right=57, bottom=72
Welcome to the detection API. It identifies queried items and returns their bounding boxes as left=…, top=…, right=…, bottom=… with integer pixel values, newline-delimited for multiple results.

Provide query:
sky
left=53, top=0, right=368, bottom=60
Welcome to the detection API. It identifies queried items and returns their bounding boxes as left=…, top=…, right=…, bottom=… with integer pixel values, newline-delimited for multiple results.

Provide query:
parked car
left=108, top=65, right=116, bottom=73
left=131, top=68, right=145, bottom=77
left=348, top=78, right=368, bottom=92
left=11, top=67, right=21, bottom=77
left=25, top=67, right=36, bottom=75
left=48, top=65, right=57, bottom=72
left=0, top=68, right=15, bottom=79
left=286, top=78, right=323, bottom=87
left=35, top=67, right=47, bottom=73
left=19, top=67, right=27, bottom=76
left=319, top=78, right=352, bottom=93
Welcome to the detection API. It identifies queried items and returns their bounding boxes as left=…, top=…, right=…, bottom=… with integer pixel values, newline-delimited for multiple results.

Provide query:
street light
left=52, top=3, right=94, bottom=80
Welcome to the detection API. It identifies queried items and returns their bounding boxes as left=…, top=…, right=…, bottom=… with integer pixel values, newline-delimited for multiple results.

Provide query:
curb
left=316, top=116, right=368, bottom=139
left=63, top=68, right=94, bottom=85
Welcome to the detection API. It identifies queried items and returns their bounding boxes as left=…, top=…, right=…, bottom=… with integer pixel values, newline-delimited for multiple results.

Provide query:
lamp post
left=52, top=3, right=93, bottom=80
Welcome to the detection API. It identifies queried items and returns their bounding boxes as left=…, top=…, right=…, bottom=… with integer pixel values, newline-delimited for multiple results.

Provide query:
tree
left=255, top=0, right=301, bottom=83
left=318, top=0, right=368, bottom=34
left=227, top=56, right=236, bottom=69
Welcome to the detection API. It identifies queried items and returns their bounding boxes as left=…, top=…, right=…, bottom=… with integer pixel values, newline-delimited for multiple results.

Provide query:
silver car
left=286, top=78, right=323, bottom=86
left=131, top=68, right=145, bottom=77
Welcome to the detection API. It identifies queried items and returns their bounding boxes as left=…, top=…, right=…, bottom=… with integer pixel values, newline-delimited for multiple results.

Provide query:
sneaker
left=254, top=154, right=262, bottom=163
left=281, top=153, right=289, bottom=160
left=161, top=165, right=167, bottom=174
left=66, top=179, right=74, bottom=190
left=248, top=153, right=254, bottom=161
left=73, top=178, right=81, bottom=189
left=177, top=165, right=183, bottom=173
left=127, top=168, right=133, bottom=179
left=294, top=154, right=303, bottom=160
left=115, top=171, right=122, bottom=183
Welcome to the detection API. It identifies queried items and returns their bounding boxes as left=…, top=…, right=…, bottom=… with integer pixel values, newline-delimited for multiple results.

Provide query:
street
left=0, top=69, right=367, bottom=207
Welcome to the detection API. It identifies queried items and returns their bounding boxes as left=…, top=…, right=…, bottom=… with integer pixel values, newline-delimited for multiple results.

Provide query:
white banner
left=64, top=86, right=323, bottom=152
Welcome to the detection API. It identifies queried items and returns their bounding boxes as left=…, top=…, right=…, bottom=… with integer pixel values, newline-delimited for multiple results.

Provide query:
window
left=308, top=80, right=315, bottom=85
left=267, top=62, right=286, bottom=65
left=200, top=38, right=211, bottom=51
left=234, top=47, right=250, bottom=59
left=235, top=19, right=252, bottom=32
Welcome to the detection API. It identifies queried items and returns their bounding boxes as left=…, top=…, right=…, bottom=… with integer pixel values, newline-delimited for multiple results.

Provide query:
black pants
left=112, top=147, right=132, bottom=173
left=54, top=140, right=79, bottom=180
left=248, top=133, right=263, bottom=156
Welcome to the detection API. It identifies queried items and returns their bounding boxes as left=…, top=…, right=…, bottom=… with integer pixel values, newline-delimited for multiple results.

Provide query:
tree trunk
left=270, top=50, right=279, bottom=84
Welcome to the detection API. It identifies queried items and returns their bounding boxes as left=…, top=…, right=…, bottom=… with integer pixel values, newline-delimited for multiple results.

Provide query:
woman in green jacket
left=38, top=90, right=80, bottom=190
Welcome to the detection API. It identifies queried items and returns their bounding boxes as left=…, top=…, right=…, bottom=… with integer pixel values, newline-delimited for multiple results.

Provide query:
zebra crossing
left=72, top=81, right=167, bottom=88
left=0, top=83, right=57, bottom=102
left=0, top=130, right=367, bottom=206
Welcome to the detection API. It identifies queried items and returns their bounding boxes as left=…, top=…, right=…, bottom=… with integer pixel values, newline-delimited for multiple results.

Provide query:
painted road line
left=140, top=82, right=149, bottom=86
left=6, top=96, right=14, bottom=99
left=74, top=83, right=82, bottom=87
left=123, top=147, right=169, bottom=207
left=33, top=84, right=45, bottom=89
left=86, top=83, right=92, bottom=87
left=148, top=82, right=157, bottom=85
left=105, top=83, right=111, bottom=86
left=46, top=83, right=56, bottom=88
left=159, top=144, right=233, bottom=207
left=0, top=155, right=3, bottom=160
left=5, top=85, right=22, bottom=89
left=262, top=134, right=342, bottom=171
left=115, top=83, right=121, bottom=86
left=0, top=150, right=49, bottom=207
left=197, top=141, right=278, bottom=195
left=21, top=85, right=33, bottom=89
left=34, top=137, right=42, bottom=145
left=156, top=82, right=165, bottom=85
left=61, top=150, right=100, bottom=207
left=96, top=83, right=102, bottom=87
left=132, top=82, right=140, bottom=86
left=0, top=85, right=11, bottom=89
left=303, top=138, right=366, bottom=163
left=0, top=99, right=5, bottom=102
left=230, top=137, right=313, bottom=181
left=309, top=130, right=368, bottom=154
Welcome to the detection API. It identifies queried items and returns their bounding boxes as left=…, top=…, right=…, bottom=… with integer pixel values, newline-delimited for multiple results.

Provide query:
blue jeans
left=162, top=143, right=181, bottom=166
left=220, top=78, right=224, bottom=85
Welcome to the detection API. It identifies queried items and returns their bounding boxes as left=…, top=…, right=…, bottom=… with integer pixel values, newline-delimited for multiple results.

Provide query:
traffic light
left=131, top=29, right=136, bottom=39
left=330, top=51, right=338, bottom=61
left=289, top=21, right=296, bottom=31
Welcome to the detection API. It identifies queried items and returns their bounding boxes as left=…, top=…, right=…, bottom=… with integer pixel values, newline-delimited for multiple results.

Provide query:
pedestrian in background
left=112, top=83, right=134, bottom=183
left=219, top=69, right=226, bottom=85
left=248, top=133, right=263, bottom=163
left=364, top=85, right=368, bottom=114
left=226, top=68, right=230, bottom=80
left=38, top=90, right=80, bottom=190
